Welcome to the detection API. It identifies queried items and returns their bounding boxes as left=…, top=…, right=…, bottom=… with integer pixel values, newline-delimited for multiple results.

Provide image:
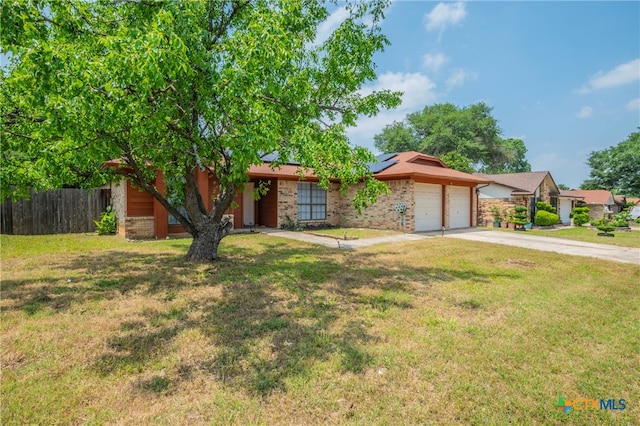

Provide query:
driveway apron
left=442, top=229, right=640, bottom=265
left=259, top=228, right=639, bottom=265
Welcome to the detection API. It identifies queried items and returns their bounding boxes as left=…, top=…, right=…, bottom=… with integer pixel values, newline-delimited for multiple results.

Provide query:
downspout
left=475, top=183, right=491, bottom=226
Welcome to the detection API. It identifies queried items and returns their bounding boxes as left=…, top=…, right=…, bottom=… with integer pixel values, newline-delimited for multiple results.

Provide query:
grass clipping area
left=1, top=233, right=639, bottom=425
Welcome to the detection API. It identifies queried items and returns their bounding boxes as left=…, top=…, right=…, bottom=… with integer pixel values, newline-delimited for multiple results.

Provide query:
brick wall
left=477, top=198, right=526, bottom=226
left=588, top=204, right=606, bottom=220
left=337, top=180, right=415, bottom=232
left=124, top=216, right=154, bottom=239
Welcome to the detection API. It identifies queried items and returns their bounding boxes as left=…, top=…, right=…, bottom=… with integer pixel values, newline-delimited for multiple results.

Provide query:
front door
left=243, top=182, right=255, bottom=227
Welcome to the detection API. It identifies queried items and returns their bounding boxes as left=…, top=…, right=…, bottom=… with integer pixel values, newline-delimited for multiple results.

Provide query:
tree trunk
left=185, top=217, right=233, bottom=262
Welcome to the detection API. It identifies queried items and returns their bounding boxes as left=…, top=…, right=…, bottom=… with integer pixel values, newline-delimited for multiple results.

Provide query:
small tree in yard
left=509, top=205, right=529, bottom=230
left=1, top=0, right=400, bottom=261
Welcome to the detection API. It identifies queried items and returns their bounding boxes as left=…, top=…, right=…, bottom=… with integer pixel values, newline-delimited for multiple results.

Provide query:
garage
left=449, top=186, right=471, bottom=229
left=414, top=183, right=442, bottom=231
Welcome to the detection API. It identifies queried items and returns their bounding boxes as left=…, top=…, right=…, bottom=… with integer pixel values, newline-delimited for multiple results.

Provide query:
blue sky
left=341, top=1, right=640, bottom=189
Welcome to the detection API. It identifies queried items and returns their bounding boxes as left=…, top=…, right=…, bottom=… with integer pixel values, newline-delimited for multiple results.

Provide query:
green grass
left=305, top=227, right=402, bottom=239
left=485, top=225, right=640, bottom=248
left=1, top=233, right=639, bottom=425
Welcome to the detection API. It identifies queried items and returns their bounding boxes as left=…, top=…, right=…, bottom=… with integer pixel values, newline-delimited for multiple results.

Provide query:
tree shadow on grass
left=3, top=235, right=524, bottom=397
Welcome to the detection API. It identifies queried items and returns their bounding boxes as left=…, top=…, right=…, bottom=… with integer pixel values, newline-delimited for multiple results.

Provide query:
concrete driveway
left=261, top=228, right=640, bottom=265
left=441, top=228, right=640, bottom=265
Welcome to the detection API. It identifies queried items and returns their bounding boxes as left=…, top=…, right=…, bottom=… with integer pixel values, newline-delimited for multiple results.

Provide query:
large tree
left=1, top=0, right=400, bottom=261
left=373, top=102, right=531, bottom=173
left=580, top=130, right=640, bottom=196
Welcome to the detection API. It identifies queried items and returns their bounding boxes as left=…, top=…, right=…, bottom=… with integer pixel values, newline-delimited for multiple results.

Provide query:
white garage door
left=449, top=186, right=471, bottom=229
left=559, top=199, right=571, bottom=224
left=415, top=183, right=442, bottom=231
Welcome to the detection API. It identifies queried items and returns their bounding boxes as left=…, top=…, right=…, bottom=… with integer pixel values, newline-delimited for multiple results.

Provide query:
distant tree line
left=373, top=102, right=532, bottom=174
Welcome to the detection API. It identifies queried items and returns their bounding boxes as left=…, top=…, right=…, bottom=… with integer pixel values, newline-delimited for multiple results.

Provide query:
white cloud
left=422, top=53, right=448, bottom=72
left=446, top=69, right=477, bottom=87
left=314, top=7, right=349, bottom=45
left=349, top=72, right=438, bottom=151
left=626, top=98, right=640, bottom=110
left=424, top=2, right=467, bottom=32
left=578, top=58, right=640, bottom=93
left=576, top=106, right=594, bottom=118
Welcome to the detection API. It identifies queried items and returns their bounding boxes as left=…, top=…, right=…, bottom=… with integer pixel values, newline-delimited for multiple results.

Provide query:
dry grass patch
left=1, top=233, right=639, bottom=425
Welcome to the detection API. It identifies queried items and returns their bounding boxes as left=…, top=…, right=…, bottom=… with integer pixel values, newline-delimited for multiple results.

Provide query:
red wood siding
left=258, top=179, right=278, bottom=227
left=127, top=181, right=154, bottom=216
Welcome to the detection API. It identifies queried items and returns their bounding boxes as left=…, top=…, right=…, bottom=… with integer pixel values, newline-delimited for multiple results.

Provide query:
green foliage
left=557, top=183, right=569, bottom=190
left=1, top=0, right=400, bottom=260
left=590, top=219, right=615, bottom=234
left=536, top=201, right=556, bottom=214
left=509, top=205, right=529, bottom=227
left=440, top=151, right=474, bottom=173
left=580, top=130, right=640, bottom=196
left=490, top=206, right=503, bottom=221
left=534, top=210, right=559, bottom=226
left=572, top=206, right=590, bottom=227
left=373, top=102, right=532, bottom=173
left=280, top=215, right=302, bottom=231
left=611, top=212, right=630, bottom=227
left=94, top=206, right=117, bottom=235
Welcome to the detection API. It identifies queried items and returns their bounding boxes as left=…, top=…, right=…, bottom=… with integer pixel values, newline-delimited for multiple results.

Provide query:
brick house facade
left=111, top=152, right=490, bottom=239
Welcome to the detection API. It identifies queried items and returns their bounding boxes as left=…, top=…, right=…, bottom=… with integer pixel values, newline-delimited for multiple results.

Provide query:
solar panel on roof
left=368, top=159, right=398, bottom=174
left=260, top=152, right=300, bottom=165
left=375, top=153, right=398, bottom=162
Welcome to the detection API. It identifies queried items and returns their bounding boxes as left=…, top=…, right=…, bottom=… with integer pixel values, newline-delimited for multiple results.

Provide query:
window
left=297, top=182, right=326, bottom=221
left=168, top=206, right=187, bottom=225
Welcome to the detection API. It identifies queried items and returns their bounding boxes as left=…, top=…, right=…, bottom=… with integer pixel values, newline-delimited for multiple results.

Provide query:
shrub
left=535, top=210, right=559, bottom=226
left=509, top=205, right=529, bottom=227
left=571, top=206, right=590, bottom=227
left=536, top=201, right=556, bottom=214
left=94, top=206, right=117, bottom=235
left=591, top=218, right=615, bottom=234
left=612, top=212, right=630, bottom=227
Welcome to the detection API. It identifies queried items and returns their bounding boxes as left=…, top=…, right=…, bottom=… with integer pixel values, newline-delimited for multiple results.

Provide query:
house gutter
left=475, top=183, right=491, bottom=194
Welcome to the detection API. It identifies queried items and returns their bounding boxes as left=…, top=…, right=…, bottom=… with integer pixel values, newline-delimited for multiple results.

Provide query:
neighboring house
left=564, top=189, right=617, bottom=220
left=627, top=197, right=640, bottom=206
left=558, top=191, right=584, bottom=224
left=110, top=151, right=490, bottom=239
left=613, top=195, right=627, bottom=214
left=474, top=171, right=577, bottom=225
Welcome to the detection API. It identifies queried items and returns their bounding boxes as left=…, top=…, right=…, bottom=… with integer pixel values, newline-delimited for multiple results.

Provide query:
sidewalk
left=259, top=228, right=430, bottom=249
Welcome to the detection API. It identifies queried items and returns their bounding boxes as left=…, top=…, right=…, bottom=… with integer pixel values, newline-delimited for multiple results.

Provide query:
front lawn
left=305, top=227, right=402, bottom=240
left=1, top=233, right=638, bottom=425
left=486, top=225, right=640, bottom=248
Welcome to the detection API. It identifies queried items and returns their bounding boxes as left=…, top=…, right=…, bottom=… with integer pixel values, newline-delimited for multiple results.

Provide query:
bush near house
left=534, top=201, right=559, bottom=226
left=535, top=210, right=559, bottom=226
left=572, top=206, right=590, bottom=227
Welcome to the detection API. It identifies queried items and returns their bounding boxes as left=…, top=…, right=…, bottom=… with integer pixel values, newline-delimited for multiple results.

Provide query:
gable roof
left=248, top=151, right=490, bottom=185
left=565, top=190, right=615, bottom=205
left=370, top=152, right=489, bottom=184
left=559, top=190, right=585, bottom=199
left=474, top=171, right=558, bottom=195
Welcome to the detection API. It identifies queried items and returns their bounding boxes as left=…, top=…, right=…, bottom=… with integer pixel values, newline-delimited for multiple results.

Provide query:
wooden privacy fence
left=1, top=188, right=112, bottom=235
